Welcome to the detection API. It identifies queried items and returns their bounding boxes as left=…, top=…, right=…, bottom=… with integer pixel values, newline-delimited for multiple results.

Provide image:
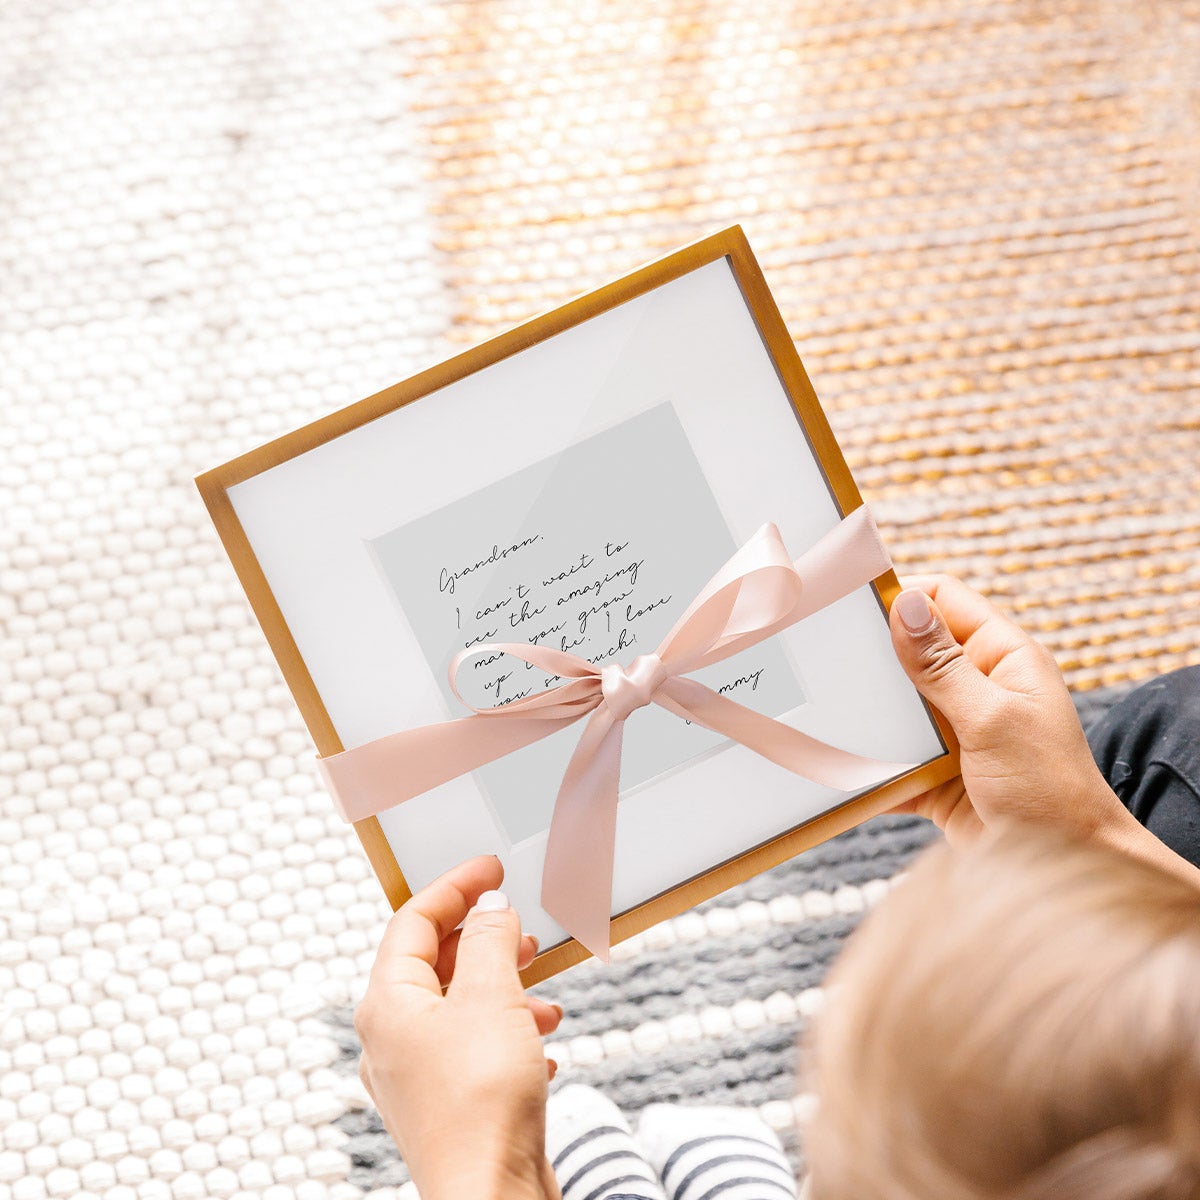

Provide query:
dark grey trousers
left=1087, top=666, right=1200, bottom=867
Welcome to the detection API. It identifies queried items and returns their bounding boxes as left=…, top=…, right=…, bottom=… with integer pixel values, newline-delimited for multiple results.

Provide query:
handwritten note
left=370, top=402, right=804, bottom=844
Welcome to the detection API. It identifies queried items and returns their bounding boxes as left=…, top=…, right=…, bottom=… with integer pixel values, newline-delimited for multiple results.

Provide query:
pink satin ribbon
left=318, top=506, right=916, bottom=960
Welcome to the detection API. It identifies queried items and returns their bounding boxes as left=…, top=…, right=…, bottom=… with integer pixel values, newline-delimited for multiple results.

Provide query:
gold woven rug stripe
left=393, top=0, right=1200, bottom=692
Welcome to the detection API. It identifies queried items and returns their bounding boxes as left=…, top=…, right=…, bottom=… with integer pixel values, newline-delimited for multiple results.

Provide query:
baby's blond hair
left=806, top=827, right=1200, bottom=1199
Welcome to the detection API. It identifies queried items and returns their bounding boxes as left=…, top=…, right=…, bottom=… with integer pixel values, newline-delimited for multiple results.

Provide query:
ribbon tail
left=540, top=708, right=624, bottom=963
left=319, top=710, right=585, bottom=823
left=658, top=677, right=917, bottom=792
left=786, top=504, right=892, bottom=624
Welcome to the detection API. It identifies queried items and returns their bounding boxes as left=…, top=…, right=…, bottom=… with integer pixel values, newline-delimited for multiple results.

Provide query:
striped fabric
left=640, top=1104, right=799, bottom=1200
left=548, top=1086, right=667, bottom=1200
left=554, top=1128, right=662, bottom=1200
left=659, top=1137, right=798, bottom=1200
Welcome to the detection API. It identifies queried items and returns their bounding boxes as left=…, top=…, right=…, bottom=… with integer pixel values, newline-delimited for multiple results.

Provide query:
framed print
left=196, top=226, right=958, bottom=985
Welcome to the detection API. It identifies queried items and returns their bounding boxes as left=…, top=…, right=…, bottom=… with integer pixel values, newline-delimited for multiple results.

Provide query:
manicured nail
left=896, top=589, right=935, bottom=634
left=526, top=934, right=540, bottom=954
left=475, top=890, right=509, bottom=912
left=548, top=1001, right=563, bottom=1017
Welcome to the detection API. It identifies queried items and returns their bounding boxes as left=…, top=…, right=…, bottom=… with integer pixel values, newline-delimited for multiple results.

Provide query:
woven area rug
left=2, top=1, right=1199, bottom=1198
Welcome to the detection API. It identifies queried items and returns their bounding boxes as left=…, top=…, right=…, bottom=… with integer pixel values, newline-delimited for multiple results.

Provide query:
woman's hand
left=888, top=575, right=1200, bottom=889
left=887, top=575, right=1131, bottom=844
left=356, top=856, right=564, bottom=1200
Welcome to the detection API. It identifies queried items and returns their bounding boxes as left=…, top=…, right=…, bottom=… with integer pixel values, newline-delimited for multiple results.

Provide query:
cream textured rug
left=2, top=1, right=1199, bottom=1197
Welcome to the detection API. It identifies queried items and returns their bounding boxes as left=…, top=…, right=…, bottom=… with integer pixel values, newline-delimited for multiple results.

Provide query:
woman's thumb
left=450, top=890, right=525, bottom=999
left=890, top=589, right=987, bottom=723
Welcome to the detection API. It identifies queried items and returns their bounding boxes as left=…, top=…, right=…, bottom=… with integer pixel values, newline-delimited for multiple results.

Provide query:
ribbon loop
left=317, top=506, right=916, bottom=962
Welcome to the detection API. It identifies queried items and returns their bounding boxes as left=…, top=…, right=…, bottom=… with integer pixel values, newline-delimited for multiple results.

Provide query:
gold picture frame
left=196, top=226, right=958, bottom=985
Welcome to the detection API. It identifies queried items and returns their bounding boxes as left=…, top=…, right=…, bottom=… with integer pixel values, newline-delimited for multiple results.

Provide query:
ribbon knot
left=600, top=654, right=666, bottom=722
left=317, top=507, right=918, bottom=963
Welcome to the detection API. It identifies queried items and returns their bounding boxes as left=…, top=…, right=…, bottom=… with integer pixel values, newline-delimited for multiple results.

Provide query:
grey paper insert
left=369, top=401, right=805, bottom=845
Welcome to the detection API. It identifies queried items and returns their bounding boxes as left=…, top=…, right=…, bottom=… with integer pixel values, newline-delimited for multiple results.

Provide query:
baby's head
left=806, top=827, right=1200, bottom=1199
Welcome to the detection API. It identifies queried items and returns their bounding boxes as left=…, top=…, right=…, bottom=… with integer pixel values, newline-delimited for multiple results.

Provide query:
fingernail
left=549, top=1001, right=563, bottom=1017
left=527, top=934, right=540, bottom=954
left=896, top=589, right=935, bottom=633
left=475, top=890, right=509, bottom=912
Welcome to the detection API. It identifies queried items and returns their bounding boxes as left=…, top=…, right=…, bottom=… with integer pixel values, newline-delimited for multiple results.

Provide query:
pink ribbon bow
left=318, top=506, right=915, bottom=960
